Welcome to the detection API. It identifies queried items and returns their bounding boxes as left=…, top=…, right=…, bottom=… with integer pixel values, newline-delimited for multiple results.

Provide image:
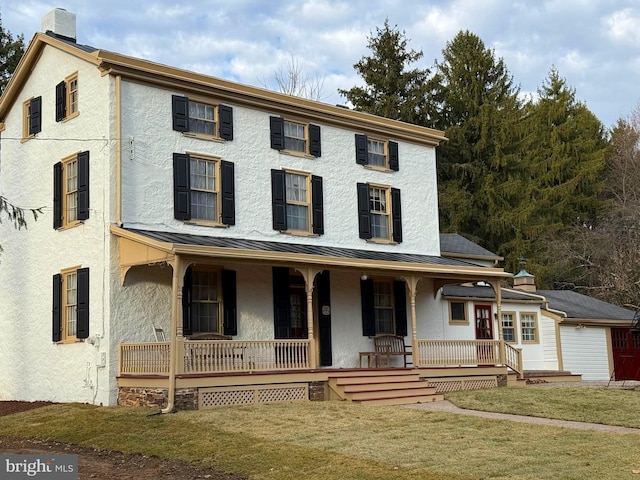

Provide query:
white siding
left=560, top=326, right=610, bottom=380
left=0, top=45, right=114, bottom=403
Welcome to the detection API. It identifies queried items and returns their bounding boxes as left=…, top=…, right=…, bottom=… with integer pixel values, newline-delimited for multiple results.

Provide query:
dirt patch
left=0, top=401, right=247, bottom=480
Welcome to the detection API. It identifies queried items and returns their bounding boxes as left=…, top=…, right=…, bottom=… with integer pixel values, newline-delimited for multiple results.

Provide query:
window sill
left=448, top=321, right=469, bottom=326
left=20, top=135, right=35, bottom=143
left=182, top=132, right=224, bottom=143
left=54, top=339, right=83, bottom=345
left=521, top=340, right=539, bottom=345
left=62, top=111, right=80, bottom=123
left=280, top=230, right=318, bottom=237
left=278, top=149, right=315, bottom=160
left=56, top=220, right=83, bottom=231
left=365, top=238, right=397, bottom=245
left=185, top=220, right=228, bottom=228
left=363, top=164, right=394, bottom=173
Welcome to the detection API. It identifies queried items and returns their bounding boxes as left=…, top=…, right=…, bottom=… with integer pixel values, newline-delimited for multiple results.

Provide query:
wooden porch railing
left=119, top=338, right=522, bottom=376
left=119, top=339, right=310, bottom=375
left=416, top=339, right=523, bottom=376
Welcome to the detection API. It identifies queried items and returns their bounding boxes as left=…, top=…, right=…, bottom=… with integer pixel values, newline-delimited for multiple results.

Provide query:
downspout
left=162, top=254, right=182, bottom=413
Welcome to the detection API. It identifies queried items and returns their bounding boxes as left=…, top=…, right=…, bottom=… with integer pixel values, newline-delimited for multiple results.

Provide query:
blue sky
left=3, top=0, right=640, bottom=128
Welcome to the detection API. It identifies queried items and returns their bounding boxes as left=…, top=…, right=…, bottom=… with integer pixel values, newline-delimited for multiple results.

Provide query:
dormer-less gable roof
left=538, top=290, right=636, bottom=326
left=1, top=32, right=447, bottom=147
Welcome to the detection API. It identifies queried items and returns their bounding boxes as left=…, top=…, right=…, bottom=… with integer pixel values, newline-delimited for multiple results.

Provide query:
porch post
left=401, top=275, right=420, bottom=368
left=162, top=254, right=183, bottom=414
left=296, top=267, right=322, bottom=369
left=490, top=279, right=505, bottom=364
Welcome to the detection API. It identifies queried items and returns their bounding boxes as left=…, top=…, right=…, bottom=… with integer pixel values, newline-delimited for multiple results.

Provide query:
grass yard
left=1, top=387, right=639, bottom=479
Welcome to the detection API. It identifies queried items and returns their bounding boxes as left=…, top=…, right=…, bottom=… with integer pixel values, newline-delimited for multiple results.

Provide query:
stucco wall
left=118, top=81, right=441, bottom=256
left=0, top=44, right=114, bottom=404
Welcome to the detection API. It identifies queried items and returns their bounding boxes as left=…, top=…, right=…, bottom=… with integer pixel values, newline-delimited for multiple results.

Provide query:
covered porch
left=111, top=226, right=515, bottom=408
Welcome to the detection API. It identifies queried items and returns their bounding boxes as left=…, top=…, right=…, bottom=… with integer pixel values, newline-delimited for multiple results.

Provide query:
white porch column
left=489, top=279, right=505, bottom=364
left=296, top=267, right=323, bottom=369
left=401, top=275, right=421, bottom=368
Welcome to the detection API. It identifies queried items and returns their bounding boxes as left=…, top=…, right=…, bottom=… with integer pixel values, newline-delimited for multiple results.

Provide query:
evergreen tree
left=431, top=30, right=523, bottom=259
left=0, top=12, right=25, bottom=94
left=338, top=19, right=433, bottom=125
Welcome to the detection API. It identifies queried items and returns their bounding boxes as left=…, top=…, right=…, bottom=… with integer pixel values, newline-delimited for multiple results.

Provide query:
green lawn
left=1, top=387, right=639, bottom=479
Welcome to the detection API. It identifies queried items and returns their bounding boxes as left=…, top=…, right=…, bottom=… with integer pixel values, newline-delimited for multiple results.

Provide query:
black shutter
left=29, top=96, right=42, bottom=135
left=355, top=134, right=368, bottom=165
left=389, top=141, right=399, bottom=171
left=361, top=278, right=375, bottom=336
left=173, top=153, right=191, bottom=220
left=53, top=162, right=63, bottom=229
left=76, top=267, right=90, bottom=339
left=270, top=116, right=285, bottom=150
left=391, top=187, right=402, bottom=243
left=77, top=151, right=90, bottom=221
left=311, top=175, right=324, bottom=235
left=222, top=270, right=237, bottom=336
left=357, top=183, right=371, bottom=239
left=220, top=160, right=235, bottom=225
left=52, top=274, right=62, bottom=342
left=394, top=280, right=408, bottom=337
left=55, top=81, right=66, bottom=122
left=172, top=95, right=189, bottom=132
left=271, top=169, right=287, bottom=230
left=317, top=271, right=332, bottom=366
left=309, top=124, right=321, bottom=157
left=273, top=267, right=291, bottom=338
left=182, top=267, right=193, bottom=336
left=219, top=104, right=233, bottom=140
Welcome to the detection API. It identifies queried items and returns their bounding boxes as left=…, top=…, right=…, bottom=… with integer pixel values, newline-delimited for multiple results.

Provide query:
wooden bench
left=373, top=334, right=412, bottom=367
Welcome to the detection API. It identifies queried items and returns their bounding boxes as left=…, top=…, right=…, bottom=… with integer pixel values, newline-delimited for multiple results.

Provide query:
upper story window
left=355, top=134, right=398, bottom=171
left=449, top=301, right=468, bottom=325
left=501, top=312, right=517, bottom=342
left=171, top=95, right=233, bottom=141
left=53, top=151, right=90, bottom=229
left=56, top=72, right=79, bottom=122
left=269, top=116, right=321, bottom=157
left=520, top=312, right=539, bottom=343
left=271, top=169, right=323, bottom=235
left=22, top=96, right=42, bottom=140
left=173, top=153, right=235, bottom=226
left=361, top=278, right=407, bottom=337
left=357, top=182, right=402, bottom=243
left=53, top=267, right=89, bottom=342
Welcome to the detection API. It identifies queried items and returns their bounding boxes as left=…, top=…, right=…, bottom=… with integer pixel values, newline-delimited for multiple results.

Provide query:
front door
left=475, top=304, right=493, bottom=339
left=475, top=304, right=493, bottom=364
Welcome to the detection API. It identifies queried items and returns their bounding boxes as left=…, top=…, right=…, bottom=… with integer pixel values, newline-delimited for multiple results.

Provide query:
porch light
left=361, top=273, right=368, bottom=281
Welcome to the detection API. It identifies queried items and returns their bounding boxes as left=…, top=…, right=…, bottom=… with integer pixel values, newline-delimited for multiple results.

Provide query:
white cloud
left=604, top=8, right=640, bottom=46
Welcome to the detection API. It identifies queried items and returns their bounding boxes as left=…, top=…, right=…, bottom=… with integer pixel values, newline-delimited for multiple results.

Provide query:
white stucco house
left=3, top=10, right=628, bottom=410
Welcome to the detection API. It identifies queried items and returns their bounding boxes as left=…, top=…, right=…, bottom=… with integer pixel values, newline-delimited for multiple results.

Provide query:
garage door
left=611, top=328, right=640, bottom=381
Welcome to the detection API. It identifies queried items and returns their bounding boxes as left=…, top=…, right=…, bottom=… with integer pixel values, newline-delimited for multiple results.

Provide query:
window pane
left=371, top=213, right=389, bottom=239
left=284, top=121, right=306, bottom=152
left=287, top=204, right=308, bottom=230
left=190, top=158, right=217, bottom=221
left=65, top=272, right=77, bottom=338
left=368, top=139, right=386, bottom=166
left=188, top=101, right=216, bottom=135
left=286, top=173, right=307, bottom=201
left=451, top=302, right=466, bottom=321
left=191, top=270, right=220, bottom=333
left=374, top=282, right=394, bottom=334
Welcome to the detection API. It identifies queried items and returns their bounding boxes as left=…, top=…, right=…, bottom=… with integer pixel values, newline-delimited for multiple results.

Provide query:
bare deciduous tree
left=259, top=55, right=326, bottom=101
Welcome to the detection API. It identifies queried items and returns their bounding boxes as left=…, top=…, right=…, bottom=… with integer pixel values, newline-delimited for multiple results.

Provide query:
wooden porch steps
left=328, top=369, right=443, bottom=406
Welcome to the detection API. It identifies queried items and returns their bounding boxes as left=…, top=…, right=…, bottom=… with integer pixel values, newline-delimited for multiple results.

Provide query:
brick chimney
left=513, top=269, right=536, bottom=292
left=42, top=8, right=76, bottom=42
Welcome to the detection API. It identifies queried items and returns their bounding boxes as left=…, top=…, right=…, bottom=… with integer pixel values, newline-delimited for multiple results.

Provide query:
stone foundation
left=118, top=387, right=198, bottom=410
left=309, top=381, right=326, bottom=401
